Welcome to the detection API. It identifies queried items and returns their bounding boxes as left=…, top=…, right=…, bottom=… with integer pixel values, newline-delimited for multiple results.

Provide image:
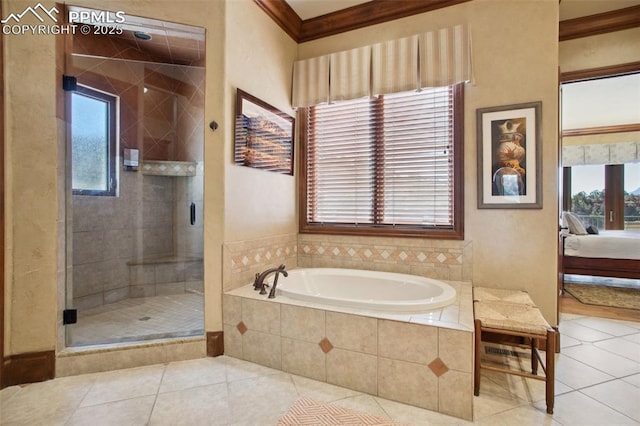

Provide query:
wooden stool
left=473, top=297, right=556, bottom=414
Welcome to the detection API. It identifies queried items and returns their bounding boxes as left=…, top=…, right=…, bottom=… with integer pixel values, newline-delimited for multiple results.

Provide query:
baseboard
left=2, top=350, right=55, bottom=387
left=206, top=331, right=224, bottom=357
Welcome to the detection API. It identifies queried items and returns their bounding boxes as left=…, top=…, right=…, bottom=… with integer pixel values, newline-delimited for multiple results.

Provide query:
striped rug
left=278, top=396, right=408, bottom=426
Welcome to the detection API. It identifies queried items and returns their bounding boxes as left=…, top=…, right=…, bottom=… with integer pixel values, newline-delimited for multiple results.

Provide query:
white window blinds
left=304, top=86, right=456, bottom=229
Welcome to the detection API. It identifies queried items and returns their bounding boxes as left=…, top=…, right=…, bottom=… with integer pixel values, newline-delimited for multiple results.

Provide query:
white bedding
left=564, top=230, right=640, bottom=260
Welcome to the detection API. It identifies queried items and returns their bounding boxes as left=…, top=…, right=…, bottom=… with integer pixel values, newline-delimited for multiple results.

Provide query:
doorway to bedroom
left=559, top=70, right=640, bottom=316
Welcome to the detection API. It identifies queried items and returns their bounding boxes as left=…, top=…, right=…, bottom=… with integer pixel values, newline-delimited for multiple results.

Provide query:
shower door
left=64, top=16, right=205, bottom=347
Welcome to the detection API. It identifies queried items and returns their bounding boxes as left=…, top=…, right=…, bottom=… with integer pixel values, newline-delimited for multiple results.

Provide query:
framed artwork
left=234, top=89, right=295, bottom=175
left=476, top=101, right=542, bottom=209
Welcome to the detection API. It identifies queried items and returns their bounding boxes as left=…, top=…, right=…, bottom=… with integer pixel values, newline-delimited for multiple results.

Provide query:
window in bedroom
left=299, top=84, right=464, bottom=239
left=71, top=85, right=118, bottom=196
left=566, top=162, right=639, bottom=230
left=569, top=164, right=605, bottom=229
left=624, top=162, right=640, bottom=230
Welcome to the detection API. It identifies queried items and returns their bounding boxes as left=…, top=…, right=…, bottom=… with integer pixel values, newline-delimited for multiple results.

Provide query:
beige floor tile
left=554, top=353, right=614, bottom=390
left=67, top=395, right=155, bottom=426
left=330, top=394, right=391, bottom=420
left=227, top=372, right=298, bottom=425
left=562, top=343, right=640, bottom=377
left=475, top=404, right=560, bottom=426
left=375, top=396, right=471, bottom=425
left=623, top=372, right=640, bottom=388
left=0, top=375, right=94, bottom=425
left=79, top=364, right=165, bottom=407
left=594, top=336, right=640, bottom=361
left=289, top=374, right=361, bottom=402
left=546, top=390, right=638, bottom=425
left=559, top=321, right=614, bottom=342
left=158, top=357, right=227, bottom=393
left=559, top=334, right=581, bottom=348
left=149, top=383, right=229, bottom=425
left=223, top=355, right=282, bottom=383
left=473, top=387, right=526, bottom=421
left=572, top=317, right=639, bottom=337
left=581, top=379, right=640, bottom=422
left=624, top=333, right=640, bottom=345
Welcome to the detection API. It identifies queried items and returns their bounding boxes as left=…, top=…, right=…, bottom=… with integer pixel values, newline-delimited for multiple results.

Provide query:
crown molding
left=253, top=0, right=302, bottom=41
left=559, top=5, right=640, bottom=41
left=560, top=61, right=640, bottom=83
left=254, top=0, right=470, bottom=43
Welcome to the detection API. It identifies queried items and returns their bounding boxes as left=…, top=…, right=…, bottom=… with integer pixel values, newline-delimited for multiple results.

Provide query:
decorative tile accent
left=428, top=357, right=449, bottom=377
left=319, top=337, right=333, bottom=354
left=223, top=233, right=298, bottom=291
left=297, top=235, right=472, bottom=281
left=237, top=321, right=248, bottom=335
left=141, top=161, right=197, bottom=176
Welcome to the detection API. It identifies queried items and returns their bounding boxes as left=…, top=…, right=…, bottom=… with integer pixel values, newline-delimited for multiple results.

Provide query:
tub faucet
left=253, top=264, right=288, bottom=298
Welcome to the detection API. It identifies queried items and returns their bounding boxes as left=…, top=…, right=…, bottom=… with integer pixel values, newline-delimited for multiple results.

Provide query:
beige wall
left=4, top=0, right=226, bottom=354
left=298, top=0, right=560, bottom=323
left=560, top=27, right=640, bottom=73
left=17, top=0, right=627, bottom=358
left=224, top=0, right=298, bottom=242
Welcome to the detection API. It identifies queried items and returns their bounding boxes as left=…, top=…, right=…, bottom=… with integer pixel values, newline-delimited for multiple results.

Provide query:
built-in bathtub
left=223, top=267, right=474, bottom=420
left=275, top=268, right=457, bottom=313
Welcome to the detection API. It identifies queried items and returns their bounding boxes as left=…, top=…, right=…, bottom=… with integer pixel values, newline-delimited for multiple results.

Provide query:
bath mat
left=564, top=283, right=640, bottom=310
left=278, top=396, right=408, bottom=426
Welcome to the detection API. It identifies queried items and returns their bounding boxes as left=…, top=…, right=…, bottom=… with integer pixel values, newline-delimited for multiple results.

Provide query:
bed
left=562, top=230, right=640, bottom=280
left=560, top=211, right=640, bottom=282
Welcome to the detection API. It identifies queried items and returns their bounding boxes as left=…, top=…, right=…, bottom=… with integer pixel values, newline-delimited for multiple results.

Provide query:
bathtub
left=272, top=268, right=456, bottom=313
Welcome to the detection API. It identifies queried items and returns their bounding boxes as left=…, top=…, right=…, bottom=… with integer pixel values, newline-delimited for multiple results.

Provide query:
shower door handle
left=190, top=202, right=196, bottom=225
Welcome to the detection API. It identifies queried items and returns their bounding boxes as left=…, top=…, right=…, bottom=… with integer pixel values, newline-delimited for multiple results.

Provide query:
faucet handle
left=253, top=273, right=260, bottom=290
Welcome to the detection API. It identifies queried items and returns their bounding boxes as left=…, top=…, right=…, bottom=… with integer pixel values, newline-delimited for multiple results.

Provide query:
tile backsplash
left=298, top=234, right=472, bottom=281
left=223, top=233, right=473, bottom=292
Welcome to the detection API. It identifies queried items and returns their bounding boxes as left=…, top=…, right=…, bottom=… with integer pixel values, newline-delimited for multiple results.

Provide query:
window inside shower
left=64, top=13, right=205, bottom=347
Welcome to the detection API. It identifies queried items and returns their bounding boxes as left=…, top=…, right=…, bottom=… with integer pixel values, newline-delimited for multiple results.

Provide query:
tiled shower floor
left=67, top=293, right=204, bottom=346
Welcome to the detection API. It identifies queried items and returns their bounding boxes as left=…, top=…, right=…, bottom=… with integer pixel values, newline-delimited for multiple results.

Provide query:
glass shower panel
left=65, top=53, right=205, bottom=347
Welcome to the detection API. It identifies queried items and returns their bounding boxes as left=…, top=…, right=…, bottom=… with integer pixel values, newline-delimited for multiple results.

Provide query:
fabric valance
left=291, top=24, right=473, bottom=108
left=562, top=141, right=640, bottom=166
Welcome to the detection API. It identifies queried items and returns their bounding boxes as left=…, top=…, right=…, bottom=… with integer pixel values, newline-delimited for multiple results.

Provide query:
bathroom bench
left=473, top=287, right=556, bottom=414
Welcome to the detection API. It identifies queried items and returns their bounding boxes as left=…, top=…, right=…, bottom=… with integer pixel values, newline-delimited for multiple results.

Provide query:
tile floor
left=2, top=312, right=639, bottom=425
left=67, top=293, right=204, bottom=346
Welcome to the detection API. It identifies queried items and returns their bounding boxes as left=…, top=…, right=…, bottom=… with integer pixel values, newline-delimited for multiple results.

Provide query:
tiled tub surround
left=298, top=234, right=473, bottom=282
left=223, top=279, right=474, bottom=420
left=223, top=233, right=298, bottom=292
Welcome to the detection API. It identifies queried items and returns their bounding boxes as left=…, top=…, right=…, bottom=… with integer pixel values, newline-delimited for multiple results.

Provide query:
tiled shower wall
left=71, top=173, right=175, bottom=310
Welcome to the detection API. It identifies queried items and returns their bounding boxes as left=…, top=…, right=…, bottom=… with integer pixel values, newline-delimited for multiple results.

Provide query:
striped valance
left=292, top=24, right=472, bottom=108
left=563, top=141, right=640, bottom=166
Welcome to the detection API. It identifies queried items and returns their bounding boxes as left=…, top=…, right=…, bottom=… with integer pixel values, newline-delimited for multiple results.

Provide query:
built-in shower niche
left=127, top=168, right=204, bottom=299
